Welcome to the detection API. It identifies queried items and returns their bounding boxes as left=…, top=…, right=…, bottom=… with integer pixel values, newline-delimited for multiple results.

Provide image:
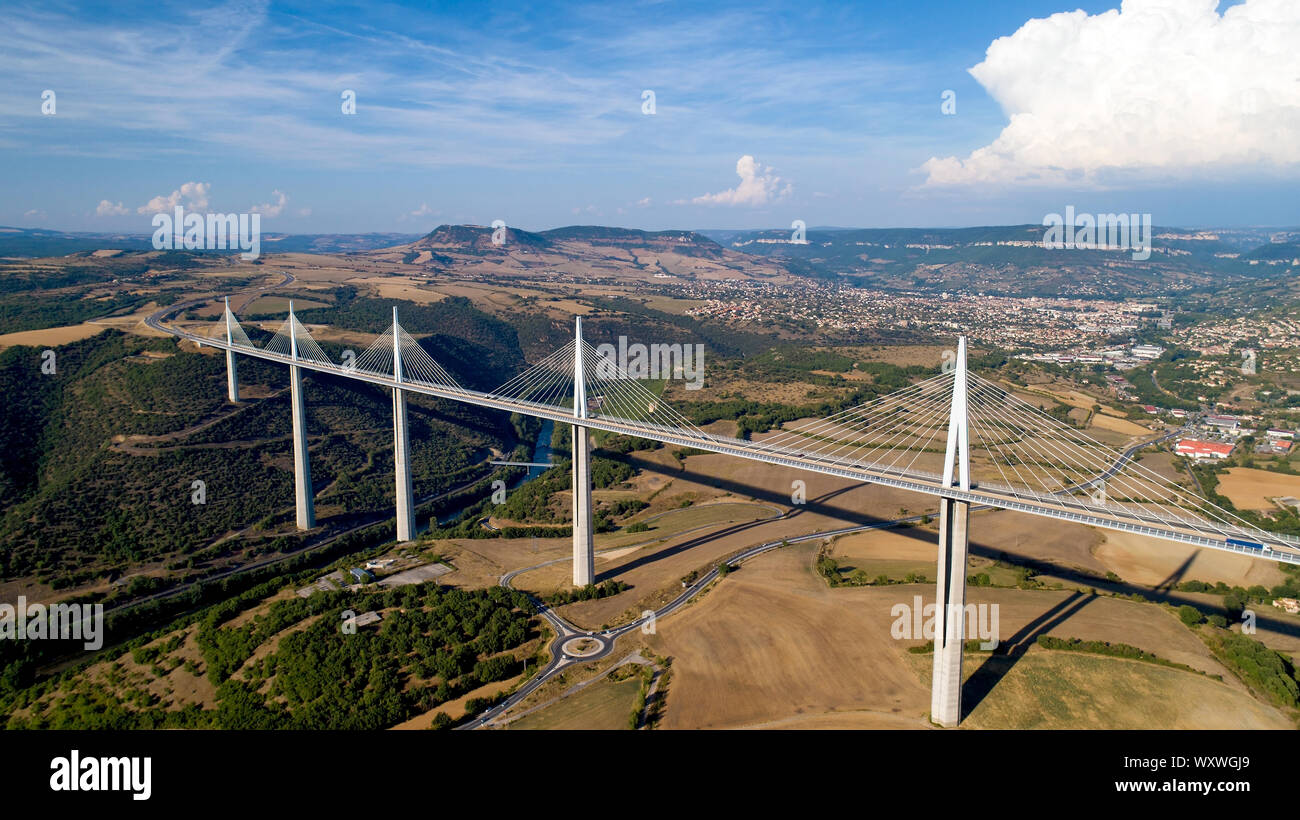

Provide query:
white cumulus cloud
left=923, top=0, right=1300, bottom=187
left=250, top=189, right=288, bottom=217
left=95, top=200, right=129, bottom=216
left=692, top=155, right=791, bottom=206
left=137, top=182, right=210, bottom=214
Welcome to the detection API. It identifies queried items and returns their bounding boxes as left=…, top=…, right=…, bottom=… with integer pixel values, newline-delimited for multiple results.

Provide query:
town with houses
left=676, top=279, right=1174, bottom=350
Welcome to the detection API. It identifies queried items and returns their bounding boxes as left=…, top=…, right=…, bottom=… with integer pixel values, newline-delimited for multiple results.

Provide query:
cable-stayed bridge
left=150, top=297, right=1300, bottom=726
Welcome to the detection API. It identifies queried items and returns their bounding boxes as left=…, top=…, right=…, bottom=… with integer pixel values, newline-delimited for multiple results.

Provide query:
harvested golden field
left=957, top=650, right=1292, bottom=729
left=648, top=538, right=1283, bottom=729
left=831, top=526, right=934, bottom=562
left=392, top=675, right=524, bottom=729
left=373, top=282, right=446, bottom=303
left=0, top=300, right=172, bottom=348
left=1088, top=412, right=1155, bottom=437
left=0, top=323, right=109, bottom=348
left=1032, top=385, right=1113, bottom=412
left=648, top=541, right=931, bottom=729
left=1095, top=530, right=1285, bottom=589
left=968, top=508, right=1109, bottom=577
left=965, top=587, right=1236, bottom=677
left=1217, top=467, right=1300, bottom=511
left=825, top=526, right=936, bottom=582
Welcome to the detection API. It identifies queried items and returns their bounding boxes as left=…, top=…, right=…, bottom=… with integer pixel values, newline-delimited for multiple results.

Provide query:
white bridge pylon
left=180, top=301, right=1300, bottom=727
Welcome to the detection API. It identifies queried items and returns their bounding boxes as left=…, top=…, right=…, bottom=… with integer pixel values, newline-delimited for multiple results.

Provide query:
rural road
left=144, top=269, right=295, bottom=334
left=466, top=512, right=925, bottom=730
left=467, top=428, right=1186, bottom=729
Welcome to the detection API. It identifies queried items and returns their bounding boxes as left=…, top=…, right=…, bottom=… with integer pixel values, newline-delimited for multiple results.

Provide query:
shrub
left=1177, top=605, right=1204, bottom=626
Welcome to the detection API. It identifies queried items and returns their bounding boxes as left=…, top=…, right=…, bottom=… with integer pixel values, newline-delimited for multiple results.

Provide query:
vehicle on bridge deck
left=1226, top=537, right=1265, bottom=553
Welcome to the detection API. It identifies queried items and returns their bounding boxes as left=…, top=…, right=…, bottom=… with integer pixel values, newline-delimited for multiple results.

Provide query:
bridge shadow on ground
left=961, top=590, right=1098, bottom=718
left=596, top=484, right=863, bottom=582
left=609, top=450, right=1300, bottom=642
left=1152, top=553, right=1197, bottom=595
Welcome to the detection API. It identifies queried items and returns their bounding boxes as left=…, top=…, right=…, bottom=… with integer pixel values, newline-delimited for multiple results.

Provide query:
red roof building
left=1175, top=439, right=1235, bottom=459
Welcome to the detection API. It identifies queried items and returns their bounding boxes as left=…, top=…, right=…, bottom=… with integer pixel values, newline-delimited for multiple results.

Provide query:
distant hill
left=538, top=225, right=724, bottom=257
left=368, top=223, right=778, bottom=281
left=1244, top=241, right=1300, bottom=261
left=0, top=227, right=152, bottom=256
left=6, top=222, right=1298, bottom=297
left=258, top=233, right=422, bottom=253
left=698, top=224, right=1300, bottom=296
left=0, top=227, right=421, bottom=258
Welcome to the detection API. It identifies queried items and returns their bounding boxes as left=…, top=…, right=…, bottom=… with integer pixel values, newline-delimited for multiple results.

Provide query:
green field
left=243, top=295, right=330, bottom=315
left=506, top=674, right=643, bottom=730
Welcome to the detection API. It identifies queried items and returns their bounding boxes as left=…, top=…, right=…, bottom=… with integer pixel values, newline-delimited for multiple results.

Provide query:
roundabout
left=561, top=635, right=606, bottom=659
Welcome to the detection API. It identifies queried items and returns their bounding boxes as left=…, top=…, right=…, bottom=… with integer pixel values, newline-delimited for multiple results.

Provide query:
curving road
left=465, top=512, right=926, bottom=729
left=468, top=427, right=1191, bottom=729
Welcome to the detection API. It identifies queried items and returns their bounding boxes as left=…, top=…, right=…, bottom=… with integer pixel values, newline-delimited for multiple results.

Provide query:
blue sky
left=3, top=0, right=1296, bottom=233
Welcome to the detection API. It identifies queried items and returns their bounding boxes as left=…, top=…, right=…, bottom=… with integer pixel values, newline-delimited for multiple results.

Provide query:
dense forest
left=0, top=326, right=517, bottom=588
left=6, top=580, right=539, bottom=729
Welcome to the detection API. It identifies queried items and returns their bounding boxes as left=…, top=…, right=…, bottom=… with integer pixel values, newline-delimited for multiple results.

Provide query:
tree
left=1177, top=605, right=1204, bottom=626
left=429, top=711, right=453, bottom=730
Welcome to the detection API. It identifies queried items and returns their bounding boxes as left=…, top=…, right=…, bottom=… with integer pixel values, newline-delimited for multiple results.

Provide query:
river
left=432, top=417, right=555, bottom=528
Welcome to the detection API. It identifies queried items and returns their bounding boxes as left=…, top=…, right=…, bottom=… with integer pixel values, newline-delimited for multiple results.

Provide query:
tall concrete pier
left=392, top=307, right=415, bottom=542
left=289, top=302, right=315, bottom=530
left=931, top=496, right=970, bottom=727
left=224, top=297, right=239, bottom=403
left=931, top=335, right=971, bottom=728
left=571, top=316, right=595, bottom=587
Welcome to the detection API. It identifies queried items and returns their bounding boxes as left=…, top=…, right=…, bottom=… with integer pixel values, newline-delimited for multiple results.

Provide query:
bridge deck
left=162, top=316, right=1300, bottom=566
